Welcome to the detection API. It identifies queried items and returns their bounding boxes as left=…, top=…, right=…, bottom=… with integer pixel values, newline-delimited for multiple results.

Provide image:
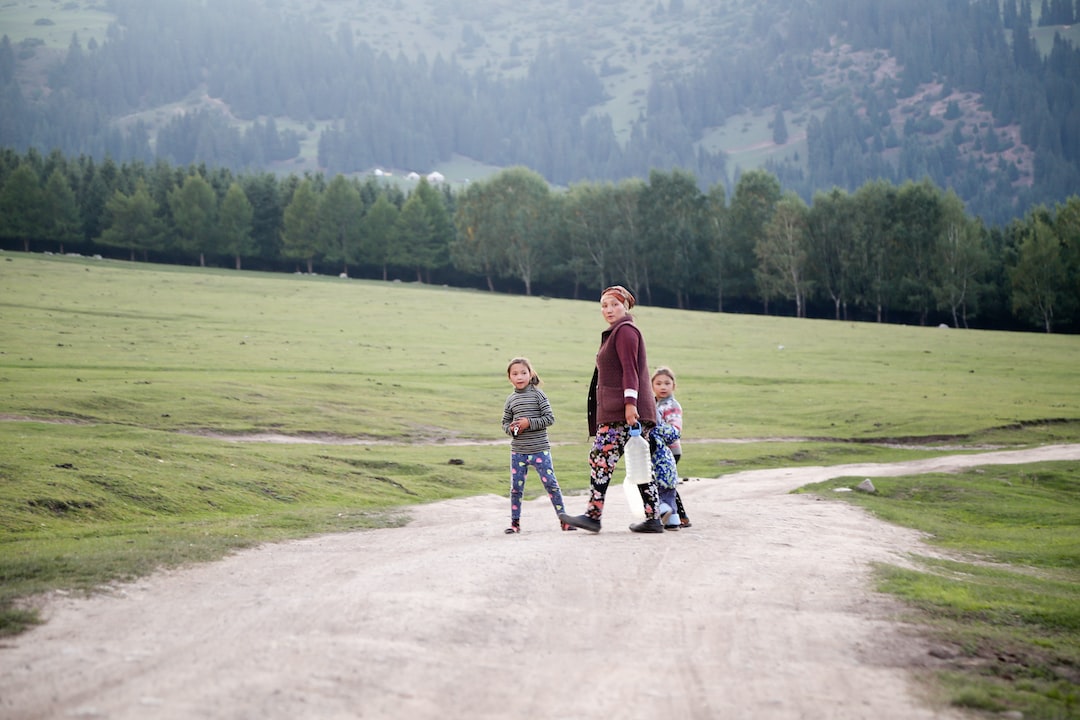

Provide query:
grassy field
left=798, top=465, right=1080, bottom=719
left=1, top=252, right=1079, bottom=716
left=0, top=1, right=113, bottom=49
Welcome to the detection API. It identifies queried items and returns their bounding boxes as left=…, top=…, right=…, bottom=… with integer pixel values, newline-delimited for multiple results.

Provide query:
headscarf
left=600, top=285, right=635, bottom=310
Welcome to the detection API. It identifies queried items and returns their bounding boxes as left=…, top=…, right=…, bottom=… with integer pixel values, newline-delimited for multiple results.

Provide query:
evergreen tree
left=413, top=178, right=454, bottom=278
left=772, top=108, right=789, bottom=145
left=318, top=174, right=363, bottom=275
left=1038, top=0, right=1051, bottom=25
left=703, top=182, right=730, bottom=311
left=394, top=190, right=436, bottom=283
left=98, top=179, right=164, bottom=261
left=1003, top=0, right=1019, bottom=29
left=219, top=182, right=256, bottom=270
left=78, top=158, right=113, bottom=244
left=281, top=179, right=321, bottom=274
left=168, top=172, right=218, bottom=266
left=360, top=194, right=399, bottom=281
left=1021, top=0, right=1034, bottom=26
left=42, top=168, right=82, bottom=253
left=242, top=172, right=285, bottom=263
left=0, top=35, right=15, bottom=84
left=0, top=163, right=44, bottom=252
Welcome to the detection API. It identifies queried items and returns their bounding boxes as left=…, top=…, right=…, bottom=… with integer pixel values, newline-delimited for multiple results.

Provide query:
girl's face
left=508, top=363, right=532, bottom=390
left=600, top=294, right=628, bottom=325
left=652, top=374, right=675, bottom=399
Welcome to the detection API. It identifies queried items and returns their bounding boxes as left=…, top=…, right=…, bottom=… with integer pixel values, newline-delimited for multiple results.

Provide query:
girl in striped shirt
left=502, top=357, right=574, bottom=534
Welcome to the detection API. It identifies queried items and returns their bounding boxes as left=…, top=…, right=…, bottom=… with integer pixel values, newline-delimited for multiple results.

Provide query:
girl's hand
left=513, top=418, right=529, bottom=434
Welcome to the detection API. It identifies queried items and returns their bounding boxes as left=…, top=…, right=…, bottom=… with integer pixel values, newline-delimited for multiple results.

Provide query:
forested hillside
left=2, top=0, right=1079, bottom=333
left=1, top=0, right=1078, bottom=227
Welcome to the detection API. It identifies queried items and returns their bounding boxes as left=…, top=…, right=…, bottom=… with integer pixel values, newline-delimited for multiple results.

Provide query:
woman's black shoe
left=559, top=513, right=601, bottom=533
left=629, top=518, right=664, bottom=533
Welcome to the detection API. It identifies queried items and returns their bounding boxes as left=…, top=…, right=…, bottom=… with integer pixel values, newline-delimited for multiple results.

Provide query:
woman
left=560, top=285, right=665, bottom=533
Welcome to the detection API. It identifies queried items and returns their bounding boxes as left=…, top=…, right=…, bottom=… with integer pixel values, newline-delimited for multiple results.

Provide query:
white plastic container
left=622, top=423, right=650, bottom=520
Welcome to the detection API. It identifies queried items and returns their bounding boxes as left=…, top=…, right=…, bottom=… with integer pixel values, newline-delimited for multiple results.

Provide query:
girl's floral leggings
left=509, top=451, right=566, bottom=522
left=585, top=423, right=659, bottom=521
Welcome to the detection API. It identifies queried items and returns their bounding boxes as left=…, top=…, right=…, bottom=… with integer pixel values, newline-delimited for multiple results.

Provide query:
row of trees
left=1, top=148, right=1077, bottom=332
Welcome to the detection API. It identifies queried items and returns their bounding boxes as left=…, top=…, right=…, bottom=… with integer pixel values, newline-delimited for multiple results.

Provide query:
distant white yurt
left=426, top=171, right=446, bottom=184
left=406, top=171, right=421, bottom=180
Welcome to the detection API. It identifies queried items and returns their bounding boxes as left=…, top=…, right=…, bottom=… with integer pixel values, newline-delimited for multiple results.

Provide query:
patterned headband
left=601, top=285, right=635, bottom=309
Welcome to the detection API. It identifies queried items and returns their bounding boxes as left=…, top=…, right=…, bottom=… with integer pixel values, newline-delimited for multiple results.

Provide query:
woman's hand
left=624, top=403, right=639, bottom=426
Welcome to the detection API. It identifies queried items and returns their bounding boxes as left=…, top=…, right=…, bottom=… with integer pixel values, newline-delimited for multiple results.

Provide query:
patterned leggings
left=585, top=423, right=660, bottom=521
left=509, top=451, right=566, bottom=522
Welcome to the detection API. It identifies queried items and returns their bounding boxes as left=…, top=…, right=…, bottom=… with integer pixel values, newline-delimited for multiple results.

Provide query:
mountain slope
left=1, top=0, right=1078, bottom=224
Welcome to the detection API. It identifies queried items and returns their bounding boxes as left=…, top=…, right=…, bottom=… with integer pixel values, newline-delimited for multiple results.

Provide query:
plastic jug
left=624, top=423, right=651, bottom=485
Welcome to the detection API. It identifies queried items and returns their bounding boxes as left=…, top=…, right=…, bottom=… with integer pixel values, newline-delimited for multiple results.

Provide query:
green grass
left=5, top=254, right=1078, bottom=444
left=698, top=107, right=813, bottom=177
left=0, top=1, right=113, bottom=49
left=0, top=418, right=513, bottom=634
left=1, top=253, right=1079, bottom=718
left=797, top=465, right=1080, bottom=719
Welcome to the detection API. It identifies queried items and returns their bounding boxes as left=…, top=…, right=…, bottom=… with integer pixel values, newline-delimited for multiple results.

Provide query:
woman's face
left=600, top=294, right=628, bottom=325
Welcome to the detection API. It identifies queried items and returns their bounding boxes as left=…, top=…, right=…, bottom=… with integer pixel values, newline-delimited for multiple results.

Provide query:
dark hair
left=507, top=357, right=541, bottom=386
left=651, top=366, right=677, bottom=385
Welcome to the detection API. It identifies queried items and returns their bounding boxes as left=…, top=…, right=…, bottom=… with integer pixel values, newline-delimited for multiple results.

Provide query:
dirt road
left=3, top=444, right=1079, bottom=720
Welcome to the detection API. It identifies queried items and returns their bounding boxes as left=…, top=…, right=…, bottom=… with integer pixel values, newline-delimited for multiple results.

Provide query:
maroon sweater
left=587, top=314, right=657, bottom=436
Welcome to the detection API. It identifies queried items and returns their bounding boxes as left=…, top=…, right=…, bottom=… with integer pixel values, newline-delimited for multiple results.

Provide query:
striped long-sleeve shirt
left=502, top=385, right=555, bottom=454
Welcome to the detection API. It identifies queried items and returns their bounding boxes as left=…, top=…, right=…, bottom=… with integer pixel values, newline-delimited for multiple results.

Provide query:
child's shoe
left=560, top=521, right=578, bottom=531
left=658, top=503, right=674, bottom=525
left=504, top=520, right=520, bottom=534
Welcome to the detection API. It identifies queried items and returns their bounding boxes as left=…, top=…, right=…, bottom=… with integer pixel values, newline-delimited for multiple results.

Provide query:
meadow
left=1, top=251, right=1079, bottom=716
left=0, top=1, right=113, bottom=49
left=798, top=464, right=1080, bottom=718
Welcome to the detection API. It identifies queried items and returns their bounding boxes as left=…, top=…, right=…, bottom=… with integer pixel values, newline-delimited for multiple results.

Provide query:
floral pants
left=585, top=423, right=660, bottom=521
left=509, top=451, right=566, bottom=522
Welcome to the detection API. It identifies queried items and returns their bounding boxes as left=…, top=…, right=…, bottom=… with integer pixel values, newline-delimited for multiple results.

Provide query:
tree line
left=1, top=148, right=1077, bottom=333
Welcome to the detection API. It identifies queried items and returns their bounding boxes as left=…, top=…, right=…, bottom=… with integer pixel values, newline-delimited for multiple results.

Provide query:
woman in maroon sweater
left=560, top=285, right=665, bottom=534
